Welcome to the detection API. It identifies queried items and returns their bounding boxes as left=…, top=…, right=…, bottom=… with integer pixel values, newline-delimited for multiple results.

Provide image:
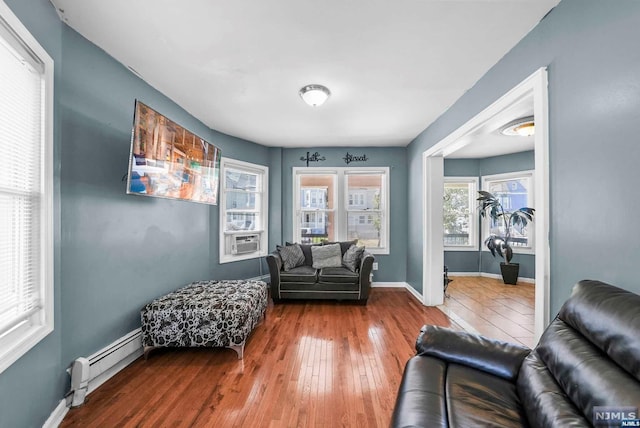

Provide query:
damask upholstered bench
left=140, top=280, right=268, bottom=359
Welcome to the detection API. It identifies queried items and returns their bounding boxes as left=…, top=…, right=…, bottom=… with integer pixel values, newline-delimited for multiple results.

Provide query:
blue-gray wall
left=408, top=0, right=640, bottom=315
left=276, top=147, right=408, bottom=282
left=0, top=2, right=64, bottom=427
left=2, top=1, right=269, bottom=426
left=444, top=151, right=535, bottom=278
left=59, top=23, right=270, bottom=367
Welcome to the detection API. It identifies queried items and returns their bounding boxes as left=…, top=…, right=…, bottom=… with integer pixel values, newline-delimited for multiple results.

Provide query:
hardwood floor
left=438, top=276, right=535, bottom=348
left=61, top=288, right=460, bottom=428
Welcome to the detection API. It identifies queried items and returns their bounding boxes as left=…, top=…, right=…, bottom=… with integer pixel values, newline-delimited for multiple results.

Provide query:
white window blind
left=0, top=23, right=44, bottom=337
left=0, top=1, right=52, bottom=375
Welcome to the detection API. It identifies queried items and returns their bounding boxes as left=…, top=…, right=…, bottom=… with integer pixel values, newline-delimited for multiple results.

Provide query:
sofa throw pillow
left=277, top=244, right=305, bottom=271
left=286, top=241, right=320, bottom=266
left=311, top=243, right=342, bottom=269
left=342, top=244, right=365, bottom=272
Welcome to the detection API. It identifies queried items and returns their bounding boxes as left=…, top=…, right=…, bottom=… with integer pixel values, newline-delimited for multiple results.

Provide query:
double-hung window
left=219, top=158, right=268, bottom=263
left=293, top=167, right=389, bottom=254
left=443, top=177, right=478, bottom=250
left=481, top=171, right=534, bottom=252
left=0, top=1, right=54, bottom=374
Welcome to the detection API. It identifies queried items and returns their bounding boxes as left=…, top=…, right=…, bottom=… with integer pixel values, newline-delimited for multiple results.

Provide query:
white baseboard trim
left=479, top=272, right=535, bottom=284
left=247, top=274, right=270, bottom=282
left=372, top=282, right=406, bottom=288
left=447, top=272, right=479, bottom=277
left=404, top=283, right=423, bottom=303
left=372, top=281, right=423, bottom=304
left=43, top=399, right=68, bottom=428
left=447, top=271, right=535, bottom=284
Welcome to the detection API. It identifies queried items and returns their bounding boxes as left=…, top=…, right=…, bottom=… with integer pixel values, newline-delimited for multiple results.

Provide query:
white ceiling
left=447, top=94, right=534, bottom=159
left=50, top=0, right=559, bottom=148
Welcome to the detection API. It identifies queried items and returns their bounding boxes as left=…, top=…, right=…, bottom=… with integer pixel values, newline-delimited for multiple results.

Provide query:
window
left=481, top=171, right=534, bottom=251
left=0, top=1, right=54, bottom=374
left=443, top=177, right=478, bottom=249
left=293, top=167, right=389, bottom=254
left=219, top=158, right=268, bottom=263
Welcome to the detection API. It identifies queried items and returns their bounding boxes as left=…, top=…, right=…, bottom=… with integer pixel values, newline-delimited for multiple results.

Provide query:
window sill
left=0, top=322, right=53, bottom=375
left=444, top=246, right=479, bottom=252
left=219, top=250, right=268, bottom=264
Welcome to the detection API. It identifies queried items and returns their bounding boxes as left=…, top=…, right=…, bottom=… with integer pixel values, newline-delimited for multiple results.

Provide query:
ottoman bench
left=140, top=279, right=268, bottom=359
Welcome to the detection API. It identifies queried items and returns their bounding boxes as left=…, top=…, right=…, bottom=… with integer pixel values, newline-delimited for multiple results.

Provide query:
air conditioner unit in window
left=232, top=234, right=260, bottom=255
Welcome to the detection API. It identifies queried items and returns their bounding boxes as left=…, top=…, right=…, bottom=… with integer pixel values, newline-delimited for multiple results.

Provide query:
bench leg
left=143, top=346, right=156, bottom=360
left=228, top=344, right=244, bottom=360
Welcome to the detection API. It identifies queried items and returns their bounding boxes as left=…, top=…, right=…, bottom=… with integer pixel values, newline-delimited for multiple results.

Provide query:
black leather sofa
left=265, top=241, right=374, bottom=304
left=391, top=280, right=640, bottom=427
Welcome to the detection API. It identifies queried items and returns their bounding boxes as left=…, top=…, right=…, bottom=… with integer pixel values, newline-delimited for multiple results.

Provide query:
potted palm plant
left=477, top=190, right=535, bottom=285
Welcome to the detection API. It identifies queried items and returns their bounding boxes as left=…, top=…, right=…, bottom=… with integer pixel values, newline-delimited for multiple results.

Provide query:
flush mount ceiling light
left=299, top=84, right=331, bottom=107
left=501, top=116, right=535, bottom=137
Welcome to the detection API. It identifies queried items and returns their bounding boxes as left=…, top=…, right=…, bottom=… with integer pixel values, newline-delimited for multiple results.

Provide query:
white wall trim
left=479, top=272, right=535, bottom=284
left=371, top=282, right=407, bottom=288
left=447, top=271, right=480, bottom=277
left=42, top=399, right=69, bottom=428
left=447, top=271, right=535, bottom=284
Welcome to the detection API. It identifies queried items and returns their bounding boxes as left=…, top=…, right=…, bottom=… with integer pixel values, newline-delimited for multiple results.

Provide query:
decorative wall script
left=343, top=152, right=368, bottom=164
left=300, top=151, right=326, bottom=167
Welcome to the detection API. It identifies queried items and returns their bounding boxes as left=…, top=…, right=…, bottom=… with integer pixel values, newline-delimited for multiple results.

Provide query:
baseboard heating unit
left=67, top=328, right=143, bottom=407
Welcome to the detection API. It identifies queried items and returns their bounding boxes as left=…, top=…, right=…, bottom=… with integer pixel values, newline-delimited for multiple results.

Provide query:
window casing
left=481, top=171, right=534, bottom=254
left=443, top=177, right=478, bottom=250
left=219, top=158, right=268, bottom=263
left=0, top=0, right=54, bottom=374
left=293, top=167, right=389, bottom=254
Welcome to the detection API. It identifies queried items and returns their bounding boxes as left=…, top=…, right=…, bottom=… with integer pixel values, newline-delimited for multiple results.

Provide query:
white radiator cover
left=68, top=328, right=143, bottom=408
left=87, top=328, right=143, bottom=394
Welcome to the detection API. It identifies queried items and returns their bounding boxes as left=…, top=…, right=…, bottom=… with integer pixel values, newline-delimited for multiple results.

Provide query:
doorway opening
left=422, top=68, right=550, bottom=341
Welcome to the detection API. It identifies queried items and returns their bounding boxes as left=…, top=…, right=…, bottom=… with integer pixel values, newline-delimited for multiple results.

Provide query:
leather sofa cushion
left=517, top=350, right=590, bottom=427
left=390, top=356, right=448, bottom=428
left=279, top=265, right=317, bottom=283
left=520, top=317, right=640, bottom=425
left=318, top=267, right=359, bottom=284
left=416, top=325, right=529, bottom=382
left=446, top=363, right=528, bottom=428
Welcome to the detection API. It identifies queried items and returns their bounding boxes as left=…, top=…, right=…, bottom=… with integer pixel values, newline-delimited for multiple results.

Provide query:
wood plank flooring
left=438, top=276, right=535, bottom=348
left=61, top=288, right=461, bottom=428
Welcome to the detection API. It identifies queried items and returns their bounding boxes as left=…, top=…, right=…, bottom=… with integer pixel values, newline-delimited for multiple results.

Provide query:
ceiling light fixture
left=299, top=84, right=331, bottom=107
left=501, top=116, right=535, bottom=137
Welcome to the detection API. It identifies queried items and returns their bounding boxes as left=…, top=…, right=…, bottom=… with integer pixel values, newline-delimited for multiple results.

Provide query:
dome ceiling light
left=299, top=84, right=331, bottom=107
left=501, top=116, right=535, bottom=137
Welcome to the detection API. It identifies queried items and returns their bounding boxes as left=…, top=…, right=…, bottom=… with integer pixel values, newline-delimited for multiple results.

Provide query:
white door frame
left=421, top=68, right=550, bottom=340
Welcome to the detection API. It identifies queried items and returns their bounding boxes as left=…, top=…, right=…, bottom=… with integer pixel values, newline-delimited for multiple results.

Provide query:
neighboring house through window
left=443, top=177, right=478, bottom=249
left=0, top=1, right=54, bottom=374
left=219, top=158, right=268, bottom=263
left=481, top=171, right=534, bottom=252
left=293, top=167, right=389, bottom=254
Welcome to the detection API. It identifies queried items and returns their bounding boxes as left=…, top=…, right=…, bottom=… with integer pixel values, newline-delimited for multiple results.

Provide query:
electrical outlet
left=372, top=262, right=379, bottom=270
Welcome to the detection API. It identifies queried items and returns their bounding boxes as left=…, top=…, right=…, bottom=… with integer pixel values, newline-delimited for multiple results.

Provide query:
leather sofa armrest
left=358, top=252, right=374, bottom=300
left=265, top=252, right=282, bottom=300
left=416, top=325, right=530, bottom=381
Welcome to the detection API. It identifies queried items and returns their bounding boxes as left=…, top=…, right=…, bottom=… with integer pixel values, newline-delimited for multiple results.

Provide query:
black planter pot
left=500, top=262, right=520, bottom=285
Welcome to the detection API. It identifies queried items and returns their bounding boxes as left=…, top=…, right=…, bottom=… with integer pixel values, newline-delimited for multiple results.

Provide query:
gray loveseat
left=265, top=241, right=374, bottom=304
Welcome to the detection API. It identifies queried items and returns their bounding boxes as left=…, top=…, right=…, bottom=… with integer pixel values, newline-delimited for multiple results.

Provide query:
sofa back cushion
left=517, top=280, right=640, bottom=427
left=286, top=242, right=321, bottom=267
left=311, top=243, right=342, bottom=269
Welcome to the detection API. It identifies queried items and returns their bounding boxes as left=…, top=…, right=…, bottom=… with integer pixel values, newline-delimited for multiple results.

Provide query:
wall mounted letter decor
left=343, top=152, right=368, bottom=164
left=300, top=151, right=326, bottom=167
